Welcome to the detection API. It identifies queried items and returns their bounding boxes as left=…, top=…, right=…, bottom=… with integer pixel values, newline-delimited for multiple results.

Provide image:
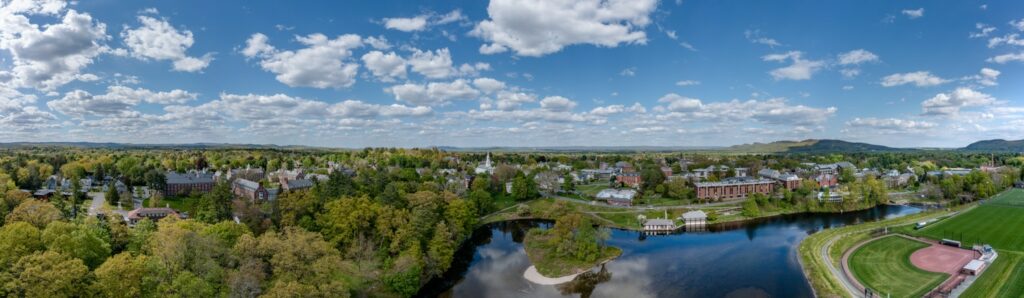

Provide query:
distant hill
left=962, top=139, right=1024, bottom=152
left=0, top=142, right=323, bottom=150
left=728, top=139, right=906, bottom=153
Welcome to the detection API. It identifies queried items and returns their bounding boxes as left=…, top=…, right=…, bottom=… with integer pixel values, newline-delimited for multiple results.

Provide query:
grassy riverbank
left=523, top=229, right=622, bottom=277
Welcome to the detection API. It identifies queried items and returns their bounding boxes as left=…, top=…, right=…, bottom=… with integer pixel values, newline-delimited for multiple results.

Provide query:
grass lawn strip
left=849, top=236, right=948, bottom=298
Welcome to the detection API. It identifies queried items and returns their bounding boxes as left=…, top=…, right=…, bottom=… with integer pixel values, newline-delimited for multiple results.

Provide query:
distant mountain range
left=0, top=139, right=1021, bottom=153
left=961, top=139, right=1024, bottom=152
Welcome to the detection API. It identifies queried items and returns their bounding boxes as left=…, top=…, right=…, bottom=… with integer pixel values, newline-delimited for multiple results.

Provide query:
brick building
left=616, top=172, right=642, bottom=188
left=233, top=178, right=276, bottom=202
left=165, top=171, right=215, bottom=196
left=695, top=177, right=775, bottom=201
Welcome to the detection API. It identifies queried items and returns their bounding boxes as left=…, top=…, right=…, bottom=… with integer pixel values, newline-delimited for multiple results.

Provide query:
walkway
left=87, top=191, right=105, bottom=216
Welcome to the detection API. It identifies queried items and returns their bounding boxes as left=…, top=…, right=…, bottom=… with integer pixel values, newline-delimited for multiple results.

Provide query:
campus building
left=616, top=172, right=642, bottom=188
left=165, top=171, right=215, bottom=196
left=695, top=177, right=775, bottom=201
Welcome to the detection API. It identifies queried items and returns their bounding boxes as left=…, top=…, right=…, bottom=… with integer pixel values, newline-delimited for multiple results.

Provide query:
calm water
left=418, top=205, right=922, bottom=298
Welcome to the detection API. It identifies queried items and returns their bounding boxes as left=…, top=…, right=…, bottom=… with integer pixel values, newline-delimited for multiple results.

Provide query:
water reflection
left=419, top=205, right=921, bottom=298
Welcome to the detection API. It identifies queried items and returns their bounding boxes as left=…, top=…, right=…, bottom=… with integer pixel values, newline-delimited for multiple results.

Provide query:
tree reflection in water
left=556, top=265, right=612, bottom=298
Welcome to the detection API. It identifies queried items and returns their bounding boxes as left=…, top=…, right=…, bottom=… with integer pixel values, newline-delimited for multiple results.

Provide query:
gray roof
left=644, top=219, right=675, bottom=226
left=166, top=171, right=215, bottom=184
left=285, top=179, right=314, bottom=189
left=682, top=210, right=708, bottom=220
left=234, top=178, right=261, bottom=191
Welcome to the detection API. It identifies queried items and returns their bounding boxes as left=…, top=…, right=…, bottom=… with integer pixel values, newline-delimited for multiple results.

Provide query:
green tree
left=41, top=220, right=112, bottom=268
left=426, top=222, right=456, bottom=276
left=511, top=175, right=530, bottom=201
left=467, top=189, right=493, bottom=216
left=193, top=182, right=233, bottom=223
left=5, top=200, right=62, bottom=229
left=161, top=271, right=215, bottom=298
left=91, top=253, right=159, bottom=298
left=562, top=173, right=575, bottom=192
left=742, top=198, right=760, bottom=217
left=0, top=222, right=43, bottom=268
left=3, top=251, right=89, bottom=298
left=640, top=167, right=666, bottom=191
left=105, top=182, right=120, bottom=208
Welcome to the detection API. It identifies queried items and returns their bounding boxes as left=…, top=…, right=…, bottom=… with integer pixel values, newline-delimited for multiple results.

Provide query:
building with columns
left=695, top=177, right=775, bottom=201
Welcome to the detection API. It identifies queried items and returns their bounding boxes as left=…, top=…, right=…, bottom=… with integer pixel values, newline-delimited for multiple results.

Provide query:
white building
left=475, top=153, right=495, bottom=174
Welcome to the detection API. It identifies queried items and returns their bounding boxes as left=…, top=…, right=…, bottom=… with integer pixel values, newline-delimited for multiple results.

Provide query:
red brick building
left=616, top=172, right=642, bottom=188
left=815, top=174, right=838, bottom=188
left=165, top=171, right=215, bottom=197
left=695, top=177, right=775, bottom=201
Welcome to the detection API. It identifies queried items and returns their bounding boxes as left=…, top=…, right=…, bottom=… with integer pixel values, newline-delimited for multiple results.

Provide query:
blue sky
left=1, top=0, right=1022, bottom=148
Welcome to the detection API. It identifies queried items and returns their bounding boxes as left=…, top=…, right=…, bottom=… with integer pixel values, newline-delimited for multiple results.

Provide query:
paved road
left=87, top=192, right=105, bottom=216
left=821, top=231, right=867, bottom=298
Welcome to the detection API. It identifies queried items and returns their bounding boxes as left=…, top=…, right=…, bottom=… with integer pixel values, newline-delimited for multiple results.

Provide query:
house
left=615, top=161, right=635, bottom=173
left=885, top=173, right=916, bottom=188
left=681, top=210, right=708, bottom=226
left=643, top=218, right=675, bottom=232
left=229, top=166, right=266, bottom=182
left=45, top=175, right=59, bottom=190
left=596, top=189, right=637, bottom=206
left=695, top=177, right=775, bottom=201
left=661, top=166, right=674, bottom=178
left=165, top=171, right=215, bottom=196
left=233, top=178, right=275, bottom=202
left=733, top=167, right=749, bottom=178
left=758, top=168, right=801, bottom=190
left=475, top=153, right=495, bottom=174
left=279, top=176, right=314, bottom=192
left=815, top=173, right=838, bottom=188
left=125, top=207, right=180, bottom=225
left=817, top=191, right=843, bottom=203
left=616, top=172, right=642, bottom=188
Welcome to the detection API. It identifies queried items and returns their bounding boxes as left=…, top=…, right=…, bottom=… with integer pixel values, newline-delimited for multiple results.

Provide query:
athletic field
left=849, top=236, right=948, bottom=298
left=916, top=189, right=1024, bottom=251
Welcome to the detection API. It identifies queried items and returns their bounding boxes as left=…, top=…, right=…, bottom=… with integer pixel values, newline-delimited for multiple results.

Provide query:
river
left=418, top=204, right=922, bottom=298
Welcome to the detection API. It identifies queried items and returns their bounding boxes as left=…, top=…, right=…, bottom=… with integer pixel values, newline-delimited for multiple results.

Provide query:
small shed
left=643, top=218, right=676, bottom=232
left=962, top=260, right=986, bottom=275
left=681, top=210, right=708, bottom=226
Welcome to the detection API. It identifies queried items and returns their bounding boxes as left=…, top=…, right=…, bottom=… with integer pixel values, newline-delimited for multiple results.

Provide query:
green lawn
left=576, top=183, right=609, bottom=197
left=914, top=189, right=1024, bottom=251
left=523, top=229, right=621, bottom=277
left=849, top=236, right=948, bottom=298
left=961, top=250, right=1024, bottom=298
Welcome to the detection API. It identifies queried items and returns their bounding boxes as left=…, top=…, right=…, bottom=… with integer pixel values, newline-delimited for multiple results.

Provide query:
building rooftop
left=644, top=218, right=675, bottom=226
left=695, top=177, right=774, bottom=187
left=682, top=210, right=708, bottom=220
left=166, top=171, right=215, bottom=184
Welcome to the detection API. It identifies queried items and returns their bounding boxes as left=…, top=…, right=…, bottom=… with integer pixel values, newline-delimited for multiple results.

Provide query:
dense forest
left=0, top=147, right=1020, bottom=297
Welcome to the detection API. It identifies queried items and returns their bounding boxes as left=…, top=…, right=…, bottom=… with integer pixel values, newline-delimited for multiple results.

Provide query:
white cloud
left=675, top=80, right=700, bottom=86
left=47, top=86, right=198, bottom=117
left=744, top=29, right=781, bottom=47
left=658, top=93, right=702, bottom=112
left=361, top=51, right=406, bottom=81
left=620, top=67, right=636, bottom=77
left=471, top=0, right=657, bottom=56
left=762, top=51, right=825, bottom=81
left=987, top=52, right=1024, bottom=64
left=539, top=96, right=577, bottom=112
left=657, top=97, right=837, bottom=127
left=842, top=85, right=854, bottom=91
left=383, top=16, right=428, bottom=32
left=987, top=33, right=1024, bottom=48
left=241, top=33, right=363, bottom=89
left=881, top=71, right=949, bottom=87
left=970, top=23, right=996, bottom=38
left=837, top=49, right=879, bottom=65
left=0, top=8, right=110, bottom=90
left=407, top=48, right=454, bottom=79
left=1011, top=18, right=1024, bottom=32
left=472, top=77, right=506, bottom=93
left=846, top=117, right=937, bottom=132
left=679, top=42, right=697, bottom=51
left=387, top=79, right=480, bottom=106
left=121, top=15, right=212, bottom=72
left=0, top=106, right=58, bottom=131
left=383, top=10, right=466, bottom=32
left=972, top=68, right=1000, bottom=86
left=901, top=8, right=924, bottom=19
left=482, top=91, right=536, bottom=111
left=328, top=100, right=432, bottom=117
left=840, top=68, right=861, bottom=78
left=921, top=88, right=996, bottom=116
